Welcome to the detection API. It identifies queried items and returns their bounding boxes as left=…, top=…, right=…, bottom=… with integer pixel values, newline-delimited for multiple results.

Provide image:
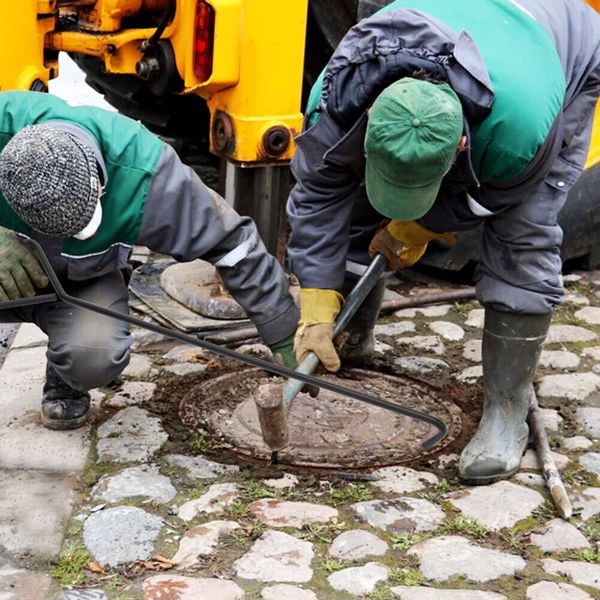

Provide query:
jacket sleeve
left=137, top=144, right=298, bottom=345
left=286, top=112, right=362, bottom=290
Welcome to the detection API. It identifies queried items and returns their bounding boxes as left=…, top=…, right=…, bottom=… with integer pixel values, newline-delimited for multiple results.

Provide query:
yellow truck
left=0, top=0, right=598, bottom=264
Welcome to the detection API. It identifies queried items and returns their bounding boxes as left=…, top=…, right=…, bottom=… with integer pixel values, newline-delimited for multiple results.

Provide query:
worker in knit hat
left=0, top=92, right=299, bottom=430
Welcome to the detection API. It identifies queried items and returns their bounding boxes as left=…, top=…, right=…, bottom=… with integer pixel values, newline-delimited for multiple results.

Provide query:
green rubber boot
left=458, top=308, right=551, bottom=485
left=338, top=276, right=387, bottom=362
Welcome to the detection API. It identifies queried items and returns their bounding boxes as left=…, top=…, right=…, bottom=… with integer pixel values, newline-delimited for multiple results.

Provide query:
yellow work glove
left=369, top=220, right=456, bottom=271
left=294, top=288, right=344, bottom=372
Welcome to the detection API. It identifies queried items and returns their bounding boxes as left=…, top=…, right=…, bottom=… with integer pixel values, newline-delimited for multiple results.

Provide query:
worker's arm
left=136, top=144, right=298, bottom=347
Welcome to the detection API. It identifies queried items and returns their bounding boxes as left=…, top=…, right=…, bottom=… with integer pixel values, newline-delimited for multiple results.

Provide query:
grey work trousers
left=0, top=270, right=131, bottom=391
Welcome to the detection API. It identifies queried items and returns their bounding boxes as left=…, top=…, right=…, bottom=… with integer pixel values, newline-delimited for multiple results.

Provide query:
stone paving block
left=177, top=483, right=238, bottom=521
left=538, top=373, right=600, bottom=401
left=393, top=356, right=449, bottom=376
left=352, top=498, right=445, bottom=533
left=143, top=575, right=244, bottom=600
left=565, top=293, right=590, bottom=306
left=0, top=469, right=78, bottom=559
left=374, top=321, right=416, bottom=337
left=526, top=580, right=592, bottom=599
left=162, top=363, right=208, bottom=376
left=249, top=499, right=338, bottom=528
left=329, top=530, right=388, bottom=560
left=529, top=518, right=590, bottom=552
left=465, top=309, right=484, bottom=328
left=392, top=587, right=507, bottom=599
left=234, top=530, right=314, bottom=583
left=539, top=350, right=580, bottom=369
left=261, top=584, right=318, bottom=600
left=96, top=406, right=168, bottom=463
left=543, top=559, right=600, bottom=590
left=83, top=506, right=163, bottom=567
left=0, top=558, right=51, bottom=600
left=91, top=464, right=177, bottom=504
left=60, top=590, right=108, bottom=600
left=171, top=521, right=240, bottom=568
left=9, top=323, right=47, bottom=349
left=0, top=345, right=89, bottom=472
left=564, top=436, right=593, bottom=451
left=394, top=305, right=452, bottom=318
left=545, top=325, right=597, bottom=344
left=371, top=466, right=438, bottom=494
left=521, top=448, right=569, bottom=471
left=572, top=488, right=600, bottom=520
left=328, top=562, right=389, bottom=596
left=462, top=340, right=482, bottom=362
left=514, top=473, right=546, bottom=488
left=575, top=307, right=600, bottom=325
left=163, top=344, right=209, bottom=363
left=577, top=407, right=600, bottom=439
left=579, top=452, right=600, bottom=476
left=395, top=336, right=445, bottom=355
left=164, top=454, right=239, bottom=481
left=408, top=535, right=526, bottom=582
left=103, top=381, right=156, bottom=409
left=429, top=321, right=465, bottom=341
left=582, top=346, right=600, bottom=361
left=121, top=354, right=153, bottom=378
left=448, top=481, right=544, bottom=531
left=455, top=365, right=483, bottom=383
left=262, top=473, right=299, bottom=489
left=539, top=408, right=563, bottom=432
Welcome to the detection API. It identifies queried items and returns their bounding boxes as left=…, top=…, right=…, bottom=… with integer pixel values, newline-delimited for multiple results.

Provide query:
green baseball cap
left=364, top=78, right=463, bottom=221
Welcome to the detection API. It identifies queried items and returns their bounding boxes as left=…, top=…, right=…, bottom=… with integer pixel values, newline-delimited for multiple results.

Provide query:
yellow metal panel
left=0, top=0, right=55, bottom=91
left=585, top=102, right=600, bottom=169
left=203, top=0, right=309, bottom=164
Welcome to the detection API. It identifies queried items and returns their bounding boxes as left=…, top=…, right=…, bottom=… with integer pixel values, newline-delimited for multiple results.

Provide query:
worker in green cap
left=287, top=0, right=600, bottom=484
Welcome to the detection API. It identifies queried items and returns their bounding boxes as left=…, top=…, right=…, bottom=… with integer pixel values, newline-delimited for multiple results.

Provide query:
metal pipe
left=380, top=287, right=476, bottom=313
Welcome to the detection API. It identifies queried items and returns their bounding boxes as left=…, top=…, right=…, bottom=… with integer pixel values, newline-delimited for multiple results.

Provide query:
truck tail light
left=194, top=0, right=215, bottom=82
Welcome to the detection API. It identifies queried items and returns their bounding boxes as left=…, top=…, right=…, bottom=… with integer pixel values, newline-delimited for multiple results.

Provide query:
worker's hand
left=294, top=288, right=343, bottom=373
left=369, top=220, right=456, bottom=271
left=269, top=334, right=320, bottom=397
left=0, top=226, right=48, bottom=302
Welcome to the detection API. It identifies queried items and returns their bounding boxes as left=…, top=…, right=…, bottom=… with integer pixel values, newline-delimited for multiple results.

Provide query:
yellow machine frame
left=0, top=0, right=598, bottom=168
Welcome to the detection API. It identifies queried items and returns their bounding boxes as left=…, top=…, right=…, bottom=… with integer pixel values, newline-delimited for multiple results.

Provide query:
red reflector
left=194, top=1, right=215, bottom=82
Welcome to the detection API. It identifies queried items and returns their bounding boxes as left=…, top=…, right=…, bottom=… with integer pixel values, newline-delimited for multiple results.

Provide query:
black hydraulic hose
left=146, top=0, right=175, bottom=48
left=8, top=240, right=447, bottom=449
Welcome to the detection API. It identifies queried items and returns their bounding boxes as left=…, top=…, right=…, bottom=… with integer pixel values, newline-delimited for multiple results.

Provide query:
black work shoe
left=41, top=367, right=91, bottom=430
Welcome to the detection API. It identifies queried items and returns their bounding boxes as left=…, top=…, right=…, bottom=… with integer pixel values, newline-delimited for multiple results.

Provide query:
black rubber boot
left=41, top=366, right=91, bottom=430
left=458, top=308, right=551, bottom=485
left=338, top=276, right=387, bottom=362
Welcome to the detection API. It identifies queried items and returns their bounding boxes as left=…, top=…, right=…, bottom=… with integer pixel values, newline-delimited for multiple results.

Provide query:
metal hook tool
left=1, top=240, right=448, bottom=451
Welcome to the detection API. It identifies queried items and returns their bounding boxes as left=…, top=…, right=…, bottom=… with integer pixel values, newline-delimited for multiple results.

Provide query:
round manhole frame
left=179, top=368, right=466, bottom=470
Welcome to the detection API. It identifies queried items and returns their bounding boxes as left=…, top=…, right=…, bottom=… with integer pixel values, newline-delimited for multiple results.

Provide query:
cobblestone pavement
left=4, top=273, right=600, bottom=599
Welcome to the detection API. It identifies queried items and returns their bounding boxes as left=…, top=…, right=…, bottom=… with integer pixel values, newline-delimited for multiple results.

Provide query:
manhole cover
left=180, top=369, right=465, bottom=469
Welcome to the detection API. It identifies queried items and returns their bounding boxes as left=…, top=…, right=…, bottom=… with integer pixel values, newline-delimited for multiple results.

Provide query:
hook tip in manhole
left=180, top=368, right=465, bottom=470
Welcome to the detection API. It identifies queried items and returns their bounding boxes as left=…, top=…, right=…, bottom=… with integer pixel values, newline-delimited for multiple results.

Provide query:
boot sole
left=41, top=411, right=91, bottom=431
left=459, top=464, right=521, bottom=486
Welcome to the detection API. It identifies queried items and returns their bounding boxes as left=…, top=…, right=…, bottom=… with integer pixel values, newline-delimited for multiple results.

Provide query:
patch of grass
left=560, top=461, right=599, bottom=487
left=243, top=481, right=276, bottom=499
left=188, top=434, right=211, bottom=454
left=439, top=515, right=489, bottom=541
left=389, top=567, right=424, bottom=586
left=390, top=532, right=426, bottom=550
left=52, top=540, right=91, bottom=586
left=329, top=483, right=373, bottom=505
left=369, top=582, right=393, bottom=599
left=298, top=521, right=345, bottom=545
left=572, top=548, right=600, bottom=563
left=225, top=498, right=248, bottom=519
left=320, top=558, right=345, bottom=573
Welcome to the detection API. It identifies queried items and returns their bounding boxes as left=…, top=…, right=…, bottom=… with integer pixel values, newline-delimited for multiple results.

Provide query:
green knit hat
left=365, top=78, right=463, bottom=221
